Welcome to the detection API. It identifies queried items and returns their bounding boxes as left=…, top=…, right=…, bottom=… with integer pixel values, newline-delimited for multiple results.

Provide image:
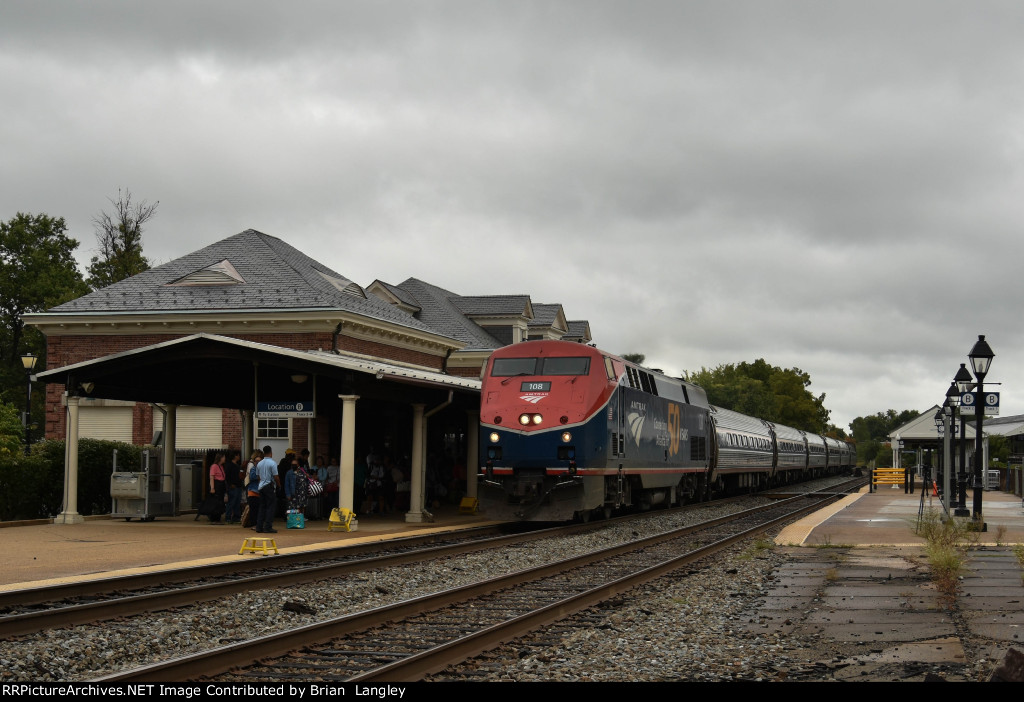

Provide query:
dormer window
left=167, top=259, right=245, bottom=286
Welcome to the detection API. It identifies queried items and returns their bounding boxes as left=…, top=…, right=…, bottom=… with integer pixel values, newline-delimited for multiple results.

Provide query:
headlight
left=519, top=414, right=531, bottom=426
left=531, top=414, right=543, bottom=425
left=561, top=431, right=572, bottom=443
left=489, top=432, right=500, bottom=443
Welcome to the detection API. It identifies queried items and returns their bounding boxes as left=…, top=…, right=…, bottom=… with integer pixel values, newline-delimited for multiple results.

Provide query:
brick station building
left=26, top=229, right=590, bottom=525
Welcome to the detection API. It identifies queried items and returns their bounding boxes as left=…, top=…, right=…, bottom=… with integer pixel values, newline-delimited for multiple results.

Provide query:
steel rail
left=0, top=497, right=753, bottom=642
left=96, top=492, right=841, bottom=682
left=356, top=494, right=836, bottom=681
left=0, top=491, right=777, bottom=636
left=0, top=521, right=605, bottom=637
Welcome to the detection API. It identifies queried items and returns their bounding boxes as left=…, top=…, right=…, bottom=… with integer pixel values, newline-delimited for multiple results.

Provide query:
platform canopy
left=37, top=332, right=480, bottom=409
left=888, top=404, right=978, bottom=448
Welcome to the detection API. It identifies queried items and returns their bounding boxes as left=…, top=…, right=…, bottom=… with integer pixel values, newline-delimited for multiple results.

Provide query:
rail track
left=97, top=478, right=863, bottom=682
left=0, top=495, right=755, bottom=637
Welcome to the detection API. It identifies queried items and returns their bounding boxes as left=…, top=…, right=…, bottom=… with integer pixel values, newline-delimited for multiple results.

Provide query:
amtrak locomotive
left=478, top=340, right=853, bottom=521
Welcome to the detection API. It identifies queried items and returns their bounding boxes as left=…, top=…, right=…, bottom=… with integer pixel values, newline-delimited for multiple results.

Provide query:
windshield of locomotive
left=491, top=358, right=538, bottom=376
left=491, top=356, right=590, bottom=377
left=541, top=357, right=591, bottom=375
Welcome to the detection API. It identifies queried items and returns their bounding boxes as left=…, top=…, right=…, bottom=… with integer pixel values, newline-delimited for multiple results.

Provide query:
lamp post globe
left=20, top=353, right=38, bottom=456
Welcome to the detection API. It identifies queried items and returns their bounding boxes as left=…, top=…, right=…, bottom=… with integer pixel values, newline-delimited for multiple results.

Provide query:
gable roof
left=888, top=406, right=978, bottom=442
left=388, top=278, right=506, bottom=350
left=529, top=303, right=568, bottom=332
left=564, top=320, right=593, bottom=343
left=368, top=278, right=595, bottom=351
left=365, top=280, right=422, bottom=314
left=44, top=229, right=443, bottom=337
left=451, top=295, right=533, bottom=318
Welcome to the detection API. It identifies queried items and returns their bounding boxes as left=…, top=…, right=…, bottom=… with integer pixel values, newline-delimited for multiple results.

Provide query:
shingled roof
left=564, top=320, right=592, bottom=343
left=46, top=229, right=444, bottom=337
left=386, top=278, right=506, bottom=350
left=450, top=295, right=533, bottom=318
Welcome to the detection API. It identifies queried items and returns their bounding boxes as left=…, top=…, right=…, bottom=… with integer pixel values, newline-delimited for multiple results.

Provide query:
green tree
left=989, top=435, right=1009, bottom=467
left=86, top=189, right=157, bottom=289
left=689, top=363, right=775, bottom=420
left=825, top=424, right=849, bottom=440
left=0, top=401, right=23, bottom=458
left=849, top=409, right=919, bottom=443
left=0, top=213, right=90, bottom=407
left=849, top=409, right=919, bottom=467
left=688, top=359, right=831, bottom=433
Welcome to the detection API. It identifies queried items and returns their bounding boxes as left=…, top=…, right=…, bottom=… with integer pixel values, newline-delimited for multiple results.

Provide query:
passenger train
left=478, top=340, right=854, bottom=521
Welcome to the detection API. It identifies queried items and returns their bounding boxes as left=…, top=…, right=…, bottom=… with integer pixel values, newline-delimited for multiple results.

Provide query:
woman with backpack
left=242, top=449, right=263, bottom=529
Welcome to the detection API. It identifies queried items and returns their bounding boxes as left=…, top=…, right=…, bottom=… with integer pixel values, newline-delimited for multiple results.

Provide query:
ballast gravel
left=5, top=477, right=988, bottom=682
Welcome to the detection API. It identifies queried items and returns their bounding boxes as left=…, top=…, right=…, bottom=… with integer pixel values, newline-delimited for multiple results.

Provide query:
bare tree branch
left=87, top=188, right=157, bottom=289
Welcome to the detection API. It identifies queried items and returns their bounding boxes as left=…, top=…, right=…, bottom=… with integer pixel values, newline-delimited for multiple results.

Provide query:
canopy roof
left=37, top=333, right=479, bottom=410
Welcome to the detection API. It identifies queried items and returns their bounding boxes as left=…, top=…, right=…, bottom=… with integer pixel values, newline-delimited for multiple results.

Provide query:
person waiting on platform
left=224, top=450, right=244, bottom=523
left=207, top=452, right=227, bottom=524
left=285, top=457, right=309, bottom=515
left=255, top=446, right=281, bottom=534
left=243, top=449, right=263, bottom=529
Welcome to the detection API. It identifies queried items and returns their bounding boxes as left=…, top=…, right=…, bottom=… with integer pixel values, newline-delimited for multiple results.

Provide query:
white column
left=56, top=396, right=84, bottom=524
left=466, top=410, right=479, bottom=499
left=241, top=409, right=253, bottom=455
left=339, top=394, right=359, bottom=531
left=406, top=403, right=427, bottom=523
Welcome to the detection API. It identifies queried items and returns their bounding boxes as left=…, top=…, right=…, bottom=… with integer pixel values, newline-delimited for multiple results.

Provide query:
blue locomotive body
left=478, top=340, right=850, bottom=521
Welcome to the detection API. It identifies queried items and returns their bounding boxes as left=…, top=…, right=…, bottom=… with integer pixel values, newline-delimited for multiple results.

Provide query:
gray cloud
left=2, top=1, right=1023, bottom=430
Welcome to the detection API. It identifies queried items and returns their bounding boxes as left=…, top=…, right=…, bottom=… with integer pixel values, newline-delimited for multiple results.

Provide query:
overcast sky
left=2, top=1, right=1022, bottom=432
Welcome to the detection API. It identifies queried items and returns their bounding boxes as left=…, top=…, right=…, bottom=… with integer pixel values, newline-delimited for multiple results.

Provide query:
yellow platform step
left=239, top=537, right=279, bottom=555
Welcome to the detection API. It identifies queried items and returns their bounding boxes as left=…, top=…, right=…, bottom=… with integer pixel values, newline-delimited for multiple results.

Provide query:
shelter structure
left=888, top=405, right=982, bottom=475
left=26, top=229, right=590, bottom=527
left=974, top=413, right=1024, bottom=457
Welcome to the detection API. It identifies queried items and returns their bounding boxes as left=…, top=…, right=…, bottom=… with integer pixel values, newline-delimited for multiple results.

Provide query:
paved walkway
left=776, top=483, right=1024, bottom=546
left=0, top=507, right=499, bottom=590
left=764, top=485, right=1024, bottom=681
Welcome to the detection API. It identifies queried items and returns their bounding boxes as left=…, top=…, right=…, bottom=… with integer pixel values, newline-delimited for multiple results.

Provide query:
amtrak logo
left=626, top=410, right=646, bottom=447
left=520, top=395, right=544, bottom=404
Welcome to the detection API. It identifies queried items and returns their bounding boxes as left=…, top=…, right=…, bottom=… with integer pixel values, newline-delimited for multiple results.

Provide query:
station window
left=258, top=418, right=289, bottom=439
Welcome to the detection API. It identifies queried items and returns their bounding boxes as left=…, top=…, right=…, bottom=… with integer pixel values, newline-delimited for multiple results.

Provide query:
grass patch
left=1013, top=544, right=1024, bottom=584
left=995, top=524, right=1007, bottom=546
left=812, top=534, right=854, bottom=549
left=917, top=509, right=979, bottom=609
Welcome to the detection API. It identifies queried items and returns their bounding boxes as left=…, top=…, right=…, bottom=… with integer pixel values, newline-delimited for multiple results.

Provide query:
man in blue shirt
left=255, top=445, right=281, bottom=533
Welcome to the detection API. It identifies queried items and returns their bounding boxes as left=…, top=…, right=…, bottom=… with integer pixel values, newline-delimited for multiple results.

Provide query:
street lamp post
left=20, top=353, right=37, bottom=456
left=945, top=383, right=960, bottom=515
left=968, top=335, right=995, bottom=527
left=933, top=408, right=944, bottom=505
left=953, top=364, right=973, bottom=517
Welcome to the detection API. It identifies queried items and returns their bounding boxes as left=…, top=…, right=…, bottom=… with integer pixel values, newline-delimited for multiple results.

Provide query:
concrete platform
left=776, top=483, right=1024, bottom=547
left=0, top=507, right=500, bottom=591
left=760, top=484, right=1024, bottom=681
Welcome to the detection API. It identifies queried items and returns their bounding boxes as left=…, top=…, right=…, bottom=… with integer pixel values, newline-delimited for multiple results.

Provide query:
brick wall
left=335, top=335, right=443, bottom=370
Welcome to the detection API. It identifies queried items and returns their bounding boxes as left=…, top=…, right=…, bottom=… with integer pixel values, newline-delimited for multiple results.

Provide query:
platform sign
left=257, top=400, right=314, bottom=418
left=959, top=391, right=1000, bottom=415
